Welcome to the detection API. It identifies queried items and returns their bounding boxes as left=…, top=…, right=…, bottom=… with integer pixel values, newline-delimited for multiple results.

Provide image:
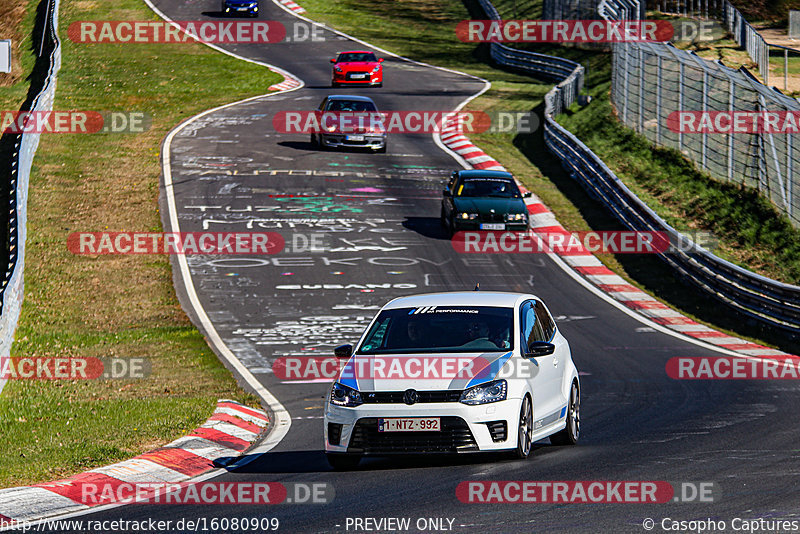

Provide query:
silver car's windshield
left=357, top=306, right=514, bottom=354
left=325, top=100, right=378, bottom=112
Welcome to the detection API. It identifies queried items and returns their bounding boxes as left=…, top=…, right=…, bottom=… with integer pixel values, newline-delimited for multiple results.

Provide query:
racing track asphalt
left=26, top=1, right=800, bottom=532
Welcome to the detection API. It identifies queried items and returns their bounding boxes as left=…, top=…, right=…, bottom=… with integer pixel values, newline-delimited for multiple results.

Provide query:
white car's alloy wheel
left=552, top=382, right=580, bottom=446
left=516, top=395, right=533, bottom=459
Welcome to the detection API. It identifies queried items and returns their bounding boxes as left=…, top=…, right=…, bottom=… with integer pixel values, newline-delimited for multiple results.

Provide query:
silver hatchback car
left=310, top=95, right=387, bottom=153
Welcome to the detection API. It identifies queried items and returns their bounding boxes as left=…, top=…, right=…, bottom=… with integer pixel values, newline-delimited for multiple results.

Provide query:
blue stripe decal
left=559, top=406, right=567, bottom=419
left=465, top=351, right=513, bottom=389
left=338, top=357, right=359, bottom=390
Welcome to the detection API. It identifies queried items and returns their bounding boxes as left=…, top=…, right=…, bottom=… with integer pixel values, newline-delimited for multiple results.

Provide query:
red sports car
left=330, top=51, right=384, bottom=87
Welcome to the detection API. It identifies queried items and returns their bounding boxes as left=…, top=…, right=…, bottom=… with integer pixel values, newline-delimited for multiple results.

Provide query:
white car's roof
left=382, top=291, right=534, bottom=310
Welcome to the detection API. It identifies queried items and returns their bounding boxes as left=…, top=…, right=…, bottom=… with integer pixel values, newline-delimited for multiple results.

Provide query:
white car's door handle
left=553, top=358, right=559, bottom=367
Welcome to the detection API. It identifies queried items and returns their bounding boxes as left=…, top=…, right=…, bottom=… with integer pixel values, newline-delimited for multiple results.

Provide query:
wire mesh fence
left=478, top=0, right=800, bottom=330
left=610, top=35, right=800, bottom=228
left=542, top=0, right=800, bottom=225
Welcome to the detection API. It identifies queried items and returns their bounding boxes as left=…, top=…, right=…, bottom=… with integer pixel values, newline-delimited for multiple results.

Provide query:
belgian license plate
left=378, top=418, right=440, bottom=432
left=346, top=135, right=364, bottom=141
left=480, top=223, right=505, bottom=230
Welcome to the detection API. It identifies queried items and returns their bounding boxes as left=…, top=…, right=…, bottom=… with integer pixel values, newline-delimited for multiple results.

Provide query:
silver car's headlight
left=505, top=213, right=527, bottom=222
left=330, top=382, right=363, bottom=407
left=459, top=379, right=507, bottom=405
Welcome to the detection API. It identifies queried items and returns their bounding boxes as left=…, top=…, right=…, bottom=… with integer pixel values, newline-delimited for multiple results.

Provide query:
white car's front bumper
left=324, top=398, right=522, bottom=454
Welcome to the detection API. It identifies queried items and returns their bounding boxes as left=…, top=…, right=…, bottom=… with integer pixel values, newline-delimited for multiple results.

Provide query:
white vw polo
left=323, top=291, right=580, bottom=469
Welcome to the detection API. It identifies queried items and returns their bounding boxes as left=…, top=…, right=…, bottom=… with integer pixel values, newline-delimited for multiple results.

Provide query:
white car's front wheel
left=515, top=395, right=533, bottom=459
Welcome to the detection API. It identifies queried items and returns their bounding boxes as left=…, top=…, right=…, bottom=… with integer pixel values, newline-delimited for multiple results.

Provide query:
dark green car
left=441, top=170, right=531, bottom=235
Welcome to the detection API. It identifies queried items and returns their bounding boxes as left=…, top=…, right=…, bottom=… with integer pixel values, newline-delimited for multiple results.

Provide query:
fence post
left=702, top=70, right=708, bottom=169
left=638, top=46, right=645, bottom=132
left=678, top=62, right=684, bottom=152
left=623, top=45, right=630, bottom=124
left=656, top=55, right=662, bottom=144
left=785, top=48, right=789, bottom=92
left=788, top=134, right=794, bottom=221
left=727, top=78, right=734, bottom=181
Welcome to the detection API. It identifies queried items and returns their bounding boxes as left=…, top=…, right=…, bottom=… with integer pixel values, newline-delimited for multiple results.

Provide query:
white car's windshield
left=357, top=306, right=514, bottom=354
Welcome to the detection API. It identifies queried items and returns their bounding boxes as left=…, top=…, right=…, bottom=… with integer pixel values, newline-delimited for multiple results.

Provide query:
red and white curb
left=277, top=0, right=306, bottom=14
left=0, top=400, right=268, bottom=525
left=447, top=128, right=795, bottom=360
left=268, top=68, right=302, bottom=91
left=440, top=115, right=505, bottom=171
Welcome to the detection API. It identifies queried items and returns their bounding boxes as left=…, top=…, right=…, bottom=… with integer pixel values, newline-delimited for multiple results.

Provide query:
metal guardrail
left=0, top=0, right=62, bottom=395
left=474, top=0, right=800, bottom=333
left=477, top=0, right=585, bottom=111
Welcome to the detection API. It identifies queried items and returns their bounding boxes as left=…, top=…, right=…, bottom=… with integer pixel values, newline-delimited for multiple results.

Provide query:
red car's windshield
left=337, top=52, right=378, bottom=63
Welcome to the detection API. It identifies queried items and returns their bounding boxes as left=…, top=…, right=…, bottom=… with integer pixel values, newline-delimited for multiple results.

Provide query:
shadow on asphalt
left=401, top=216, right=449, bottom=241
left=229, top=444, right=563, bottom=473
left=276, top=141, right=382, bottom=154
left=200, top=11, right=259, bottom=19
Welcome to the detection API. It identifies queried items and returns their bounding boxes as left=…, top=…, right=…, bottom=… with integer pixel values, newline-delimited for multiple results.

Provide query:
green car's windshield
left=357, top=306, right=514, bottom=354
left=456, top=178, right=521, bottom=198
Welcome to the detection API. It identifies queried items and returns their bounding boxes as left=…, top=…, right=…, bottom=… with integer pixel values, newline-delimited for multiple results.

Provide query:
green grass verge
left=298, top=0, right=798, bottom=350
left=0, top=0, right=281, bottom=486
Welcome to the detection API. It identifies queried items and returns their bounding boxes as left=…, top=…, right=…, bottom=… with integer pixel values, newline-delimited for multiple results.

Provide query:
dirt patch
left=755, top=24, right=800, bottom=47
left=0, top=0, right=29, bottom=87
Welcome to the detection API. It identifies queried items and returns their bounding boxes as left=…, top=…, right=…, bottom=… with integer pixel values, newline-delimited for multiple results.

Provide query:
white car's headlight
left=505, top=213, right=527, bottom=222
left=457, top=212, right=478, bottom=220
left=459, top=379, right=507, bottom=405
left=330, top=382, right=363, bottom=407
